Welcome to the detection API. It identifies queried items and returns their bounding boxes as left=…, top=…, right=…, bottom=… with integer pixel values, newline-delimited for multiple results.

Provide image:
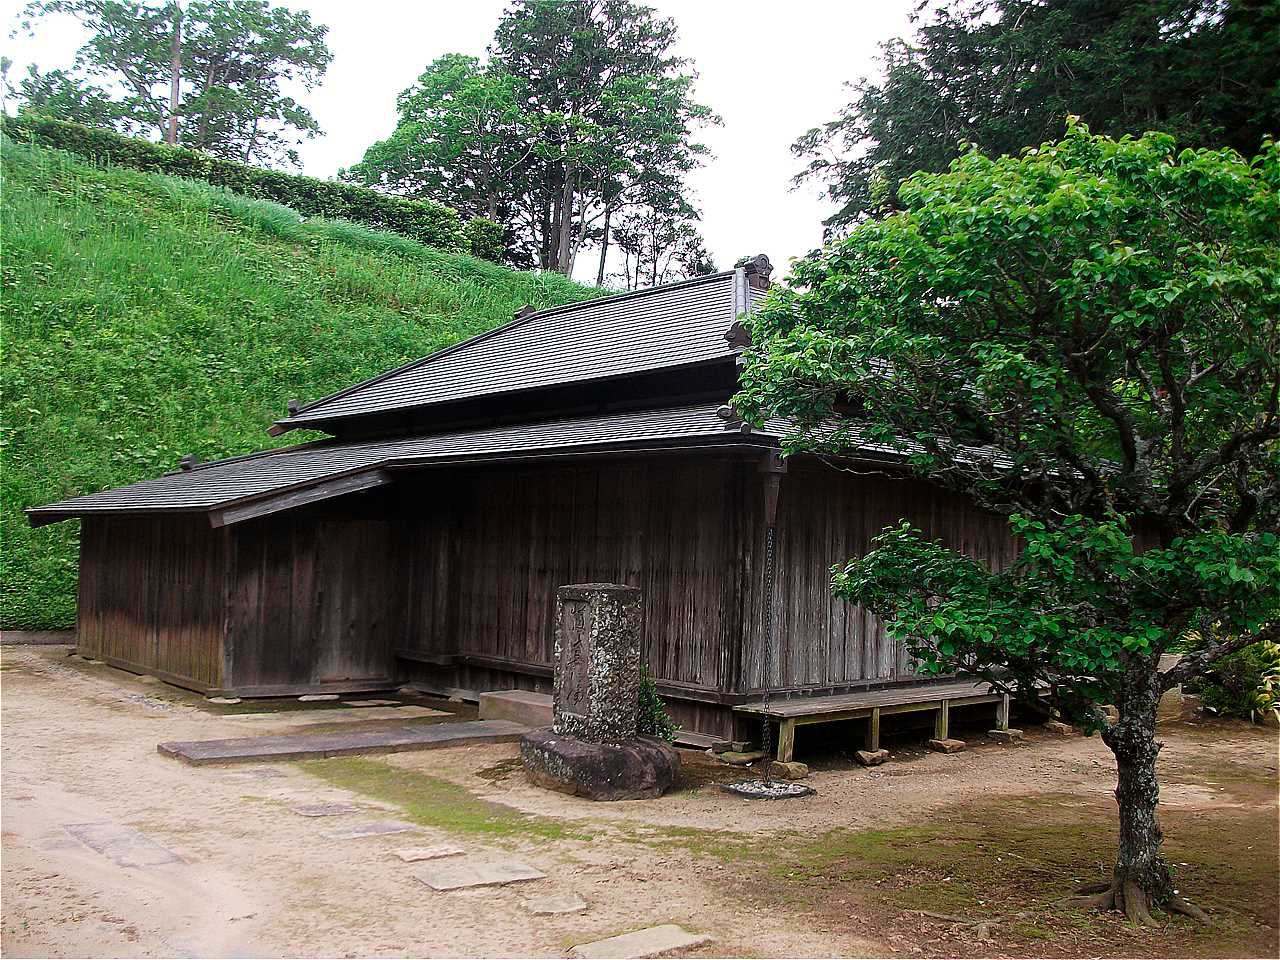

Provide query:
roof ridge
left=275, top=270, right=738, bottom=431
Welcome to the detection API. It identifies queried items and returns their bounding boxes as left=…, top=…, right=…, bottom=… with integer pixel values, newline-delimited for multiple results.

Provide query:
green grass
left=1, top=138, right=602, bottom=628
left=301, top=756, right=590, bottom=841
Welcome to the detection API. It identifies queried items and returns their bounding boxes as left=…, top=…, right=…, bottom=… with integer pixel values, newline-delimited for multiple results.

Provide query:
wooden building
left=30, top=260, right=1016, bottom=742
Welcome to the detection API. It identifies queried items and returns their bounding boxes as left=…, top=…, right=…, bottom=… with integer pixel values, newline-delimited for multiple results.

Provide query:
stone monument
left=520, top=583, right=680, bottom=801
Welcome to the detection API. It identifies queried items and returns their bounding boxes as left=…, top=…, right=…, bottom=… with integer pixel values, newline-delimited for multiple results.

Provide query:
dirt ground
left=2, top=645, right=1276, bottom=959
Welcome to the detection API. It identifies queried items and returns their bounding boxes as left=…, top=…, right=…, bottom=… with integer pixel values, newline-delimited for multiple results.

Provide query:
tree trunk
left=1098, top=672, right=1174, bottom=925
left=555, top=168, right=576, bottom=275
left=596, top=203, right=612, bottom=287
left=166, top=1, right=182, bottom=145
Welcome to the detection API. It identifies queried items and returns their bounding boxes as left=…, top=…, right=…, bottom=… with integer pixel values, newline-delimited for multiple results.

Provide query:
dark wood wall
left=740, top=461, right=1017, bottom=692
left=225, top=495, right=397, bottom=693
left=395, top=456, right=748, bottom=700
left=77, top=515, right=227, bottom=690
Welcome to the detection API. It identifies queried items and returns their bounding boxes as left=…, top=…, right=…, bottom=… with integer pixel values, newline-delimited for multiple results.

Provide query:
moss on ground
left=300, top=756, right=590, bottom=842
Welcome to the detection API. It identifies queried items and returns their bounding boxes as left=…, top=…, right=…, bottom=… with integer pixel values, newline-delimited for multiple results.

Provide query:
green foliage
left=637, top=664, right=679, bottom=741
left=739, top=122, right=1280, bottom=707
left=0, top=138, right=600, bottom=628
left=796, top=0, right=1280, bottom=226
left=463, top=216, right=506, bottom=263
left=1195, top=641, right=1280, bottom=724
left=3, top=114, right=466, bottom=250
left=349, top=2, right=718, bottom=275
left=17, top=0, right=333, bottom=166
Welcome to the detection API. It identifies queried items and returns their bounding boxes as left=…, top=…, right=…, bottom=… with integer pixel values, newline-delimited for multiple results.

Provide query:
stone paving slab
left=523, top=892, right=588, bottom=915
left=65, top=823, right=184, bottom=868
left=323, top=820, right=419, bottom=840
left=290, top=802, right=364, bottom=817
left=394, top=845, right=465, bottom=862
left=412, top=857, right=545, bottom=891
left=158, top=719, right=528, bottom=765
left=568, top=925, right=712, bottom=959
left=342, top=699, right=400, bottom=707
left=223, top=705, right=448, bottom=725
left=299, top=694, right=339, bottom=701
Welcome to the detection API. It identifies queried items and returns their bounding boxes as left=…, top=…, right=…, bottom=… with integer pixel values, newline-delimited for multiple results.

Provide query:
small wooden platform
left=734, top=680, right=1009, bottom=761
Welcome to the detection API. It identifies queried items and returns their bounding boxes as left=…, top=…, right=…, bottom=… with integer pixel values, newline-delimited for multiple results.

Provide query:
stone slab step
left=158, top=719, right=528, bottom=765
left=672, top=730, right=719, bottom=750
left=411, top=856, right=545, bottom=890
left=478, top=689, right=553, bottom=728
left=222, top=705, right=447, bottom=725
left=569, top=924, right=712, bottom=959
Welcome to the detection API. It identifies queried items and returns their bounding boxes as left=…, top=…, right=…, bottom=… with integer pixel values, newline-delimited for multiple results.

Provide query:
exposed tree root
left=913, top=880, right=1213, bottom=943
left=1166, top=895, right=1212, bottom=925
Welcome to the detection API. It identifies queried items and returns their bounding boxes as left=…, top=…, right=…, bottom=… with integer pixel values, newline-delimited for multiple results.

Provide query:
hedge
left=2, top=114, right=472, bottom=254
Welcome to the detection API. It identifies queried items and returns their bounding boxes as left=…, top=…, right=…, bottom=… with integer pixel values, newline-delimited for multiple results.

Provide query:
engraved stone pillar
left=552, top=582, right=642, bottom=744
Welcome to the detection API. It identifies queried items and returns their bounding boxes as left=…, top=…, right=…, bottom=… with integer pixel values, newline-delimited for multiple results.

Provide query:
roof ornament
left=716, top=403, right=753, bottom=434
left=179, top=454, right=200, bottom=471
left=735, top=253, right=773, bottom=291
left=286, top=399, right=301, bottom=416
left=514, top=304, right=537, bottom=321
left=724, top=320, right=751, bottom=349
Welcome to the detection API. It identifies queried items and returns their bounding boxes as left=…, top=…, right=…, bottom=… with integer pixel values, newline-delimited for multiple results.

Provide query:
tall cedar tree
left=350, top=0, right=716, bottom=275
left=795, top=0, right=1280, bottom=229
left=17, top=0, right=331, bottom=167
left=736, top=123, right=1280, bottom=924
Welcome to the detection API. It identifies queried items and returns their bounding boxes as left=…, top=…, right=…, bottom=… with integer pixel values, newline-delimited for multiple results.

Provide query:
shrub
left=3, top=114, right=465, bottom=252
left=637, top=664, right=680, bottom=741
left=464, top=216, right=506, bottom=263
left=1195, top=641, right=1280, bottom=724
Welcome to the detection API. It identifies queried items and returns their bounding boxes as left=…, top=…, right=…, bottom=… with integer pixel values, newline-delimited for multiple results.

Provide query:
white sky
left=3, top=0, right=917, bottom=282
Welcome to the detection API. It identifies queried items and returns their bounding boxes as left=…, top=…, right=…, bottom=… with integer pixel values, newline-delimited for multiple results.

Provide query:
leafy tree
left=16, top=0, right=332, bottom=166
left=610, top=190, right=714, bottom=290
left=737, top=123, right=1280, bottom=923
left=350, top=0, right=717, bottom=276
left=796, top=0, right=1280, bottom=229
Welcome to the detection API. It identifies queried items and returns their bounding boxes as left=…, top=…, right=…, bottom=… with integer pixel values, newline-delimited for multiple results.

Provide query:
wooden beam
left=996, top=693, right=1011, bottom=731
left=934, top=700, right=950, bottom=740
left=208, top=470, right=392, bottom=527
left=867, top=706, right=881, bottom=752
left=776, top=718, right=796, bottom=762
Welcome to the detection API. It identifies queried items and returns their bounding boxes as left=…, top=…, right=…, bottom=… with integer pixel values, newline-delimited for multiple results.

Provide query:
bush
left=464, top=216, right=506, bottom=263
left=1195, top=641, right=1280, bottom=724
left=3, top=114, right=466, bottom=252
left=637, top=664, right=680, bottom=741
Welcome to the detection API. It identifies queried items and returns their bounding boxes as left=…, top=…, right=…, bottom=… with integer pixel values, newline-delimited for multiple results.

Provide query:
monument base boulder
left=520, top=730, right=680, bottom=801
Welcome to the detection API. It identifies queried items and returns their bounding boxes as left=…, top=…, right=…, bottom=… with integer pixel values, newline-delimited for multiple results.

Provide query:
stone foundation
left=520, top=730, right=680, bottom=801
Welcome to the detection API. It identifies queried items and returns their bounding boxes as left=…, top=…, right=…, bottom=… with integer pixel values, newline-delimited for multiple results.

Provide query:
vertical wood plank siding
left=76, top=515, right=227, bottom=688
left=226, top=506, right=395, bottom=689
left=72, top=454, right=1016, bottom=723
left=740, top=461, right=1017, bottom=692
left=396, top=456, right=742, bottom=694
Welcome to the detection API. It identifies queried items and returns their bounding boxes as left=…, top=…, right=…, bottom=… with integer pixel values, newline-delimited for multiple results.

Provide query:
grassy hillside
left=1, top=139, right=601, bottom=629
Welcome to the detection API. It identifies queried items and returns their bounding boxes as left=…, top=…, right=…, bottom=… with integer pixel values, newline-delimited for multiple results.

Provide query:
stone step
left=158, top=719, right=528, bottom=765
left=569, top=925, right=713, bottom=959
left=478, top=689, right=553, bottom=728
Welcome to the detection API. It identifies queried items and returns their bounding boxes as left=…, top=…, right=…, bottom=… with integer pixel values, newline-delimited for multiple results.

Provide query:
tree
left=16, top=0, right=332, bottom=166
left=344, top=54, right=538, bottom=265
left=350, top=0, right=717, bottom=275
left=736, top=123, right=1280, bottom=923
left=609, top=189, right=714, bottom=290
left=795, top=0, right=1280, bottom=229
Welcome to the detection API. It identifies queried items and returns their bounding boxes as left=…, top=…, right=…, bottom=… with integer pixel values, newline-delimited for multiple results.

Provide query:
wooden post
left=776, top=718, right=796, bottom=762
left=866, top=707, right=881, bottom=752
left=934, top=700, right=950, bottom=740
left=996, top=693, right=1011, bottom=731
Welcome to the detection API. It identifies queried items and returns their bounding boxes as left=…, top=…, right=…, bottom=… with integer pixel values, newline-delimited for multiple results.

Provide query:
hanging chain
left=760, top=522, right=776, bottom=786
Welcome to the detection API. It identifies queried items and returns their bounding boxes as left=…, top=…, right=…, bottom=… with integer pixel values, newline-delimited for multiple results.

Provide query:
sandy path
left=3, top=645, right=1275, bottom=958
left=0, top=647, right=878, bottom=958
